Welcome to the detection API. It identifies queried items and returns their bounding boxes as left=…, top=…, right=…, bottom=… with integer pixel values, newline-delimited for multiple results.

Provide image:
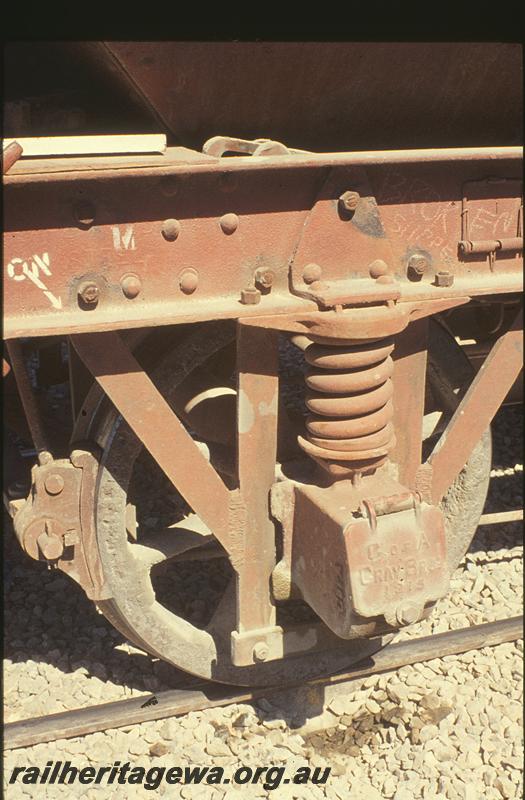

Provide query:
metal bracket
left=459, top=177, right=523, bottom=271
left=12, top=445, right=111, bottom=601
left=231, top=626, right=284, bottom=666
left=202, top=135, right=308, bottom=158
left=273, top=475, right=449, bottom=639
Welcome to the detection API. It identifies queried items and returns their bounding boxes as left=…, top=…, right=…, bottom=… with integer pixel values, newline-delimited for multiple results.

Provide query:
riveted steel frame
left=3, top=145, right=523, bottom=658
left=3, top=146, right=522, bottom=340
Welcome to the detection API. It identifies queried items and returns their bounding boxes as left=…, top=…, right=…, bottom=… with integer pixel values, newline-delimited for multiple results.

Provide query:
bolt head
left=407, top=253, right=430, bottom=281
left=121, top=274, right=142, bottom=299
left=368, top=259, right=389, bottom=279
left=395, top=603, right=423, bottom=626
left=254, top=268, right=275, bottom=289
left=159, top=176, right=179, bottom=196
left=73, top=201, right=96, bottom=228
left=253, top=642, right=269, bottom=662
left=240, top=287, right=261, bottom=305
left=302, top=263, right=323, bottom=285
left=44, top=474, right=65, bottom=495
left=338, top=190, right=361, bottom=213
left=219, top=213, right=239, bottom=234
left=161, top=218, right=181, bottom=241
left=78, top=281, right=99, bottom=305
left=179, top=268, right=199, bottom=295
left=37, top=529, right=64, bottom=560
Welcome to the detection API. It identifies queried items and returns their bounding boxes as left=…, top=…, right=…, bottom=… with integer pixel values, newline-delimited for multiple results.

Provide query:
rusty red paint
left=425, top=310, right=524, bottom=503
left=71, top=331, right=232, bottom=548
left=97, top=43, right=521, bottom=153
left=3, top=138, right=523, bottom=666
left=12, top=447, right=110, bottom=600
left=288, top=475, right=448, bottom=637
left=232, top=322, right=280, bottom=663
left=390, top=319, right=428, bottom=488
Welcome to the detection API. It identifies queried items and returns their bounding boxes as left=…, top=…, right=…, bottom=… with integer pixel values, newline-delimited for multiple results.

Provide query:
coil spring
left=297, top=336, right=396, bottom=477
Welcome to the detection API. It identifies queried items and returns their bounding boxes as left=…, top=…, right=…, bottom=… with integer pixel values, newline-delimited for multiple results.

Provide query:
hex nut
left=179, top=269, right=199, bottom=295
left=161, top=218, right=181, bottom=241
left=434, top=270, right=454, bottom=287
left=368, top=259, right=389, bottom=279
left=254, top=268, right=275, bottom=290
left=252, top=642, right=269, bottom=662
left=338, top=190, right=361, bottom=213
left=219, top=213, right=239, bottom=234
left=78, top=281, right=99, bottom=305
left=121, top=274, right=142, bottom=299
left=44, top=474, right=65, bottom=496
left=395, top=603, right=423, bottom=626
left=240, top=287, right=261, bottom=305
left=302, top=263, right=323, bottom=285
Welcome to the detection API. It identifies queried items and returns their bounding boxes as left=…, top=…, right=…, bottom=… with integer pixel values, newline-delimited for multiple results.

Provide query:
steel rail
left=4, top=615, right=522, bottom=751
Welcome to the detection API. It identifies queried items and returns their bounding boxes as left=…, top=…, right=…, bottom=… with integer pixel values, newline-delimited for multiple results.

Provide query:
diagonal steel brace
left=71, top=331, right=232, bottom=548
left=422, top=309, right=523, bottom=503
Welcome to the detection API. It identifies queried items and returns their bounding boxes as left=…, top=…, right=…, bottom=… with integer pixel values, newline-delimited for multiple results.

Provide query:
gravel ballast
left=3, top=406, right=522, bottom=799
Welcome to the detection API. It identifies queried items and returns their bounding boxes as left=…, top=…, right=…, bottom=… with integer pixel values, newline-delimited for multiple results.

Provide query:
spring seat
left=297, top=336, right=396, bottom=478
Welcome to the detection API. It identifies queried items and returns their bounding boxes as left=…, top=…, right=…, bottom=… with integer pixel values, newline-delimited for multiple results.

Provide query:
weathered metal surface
left=4, top=147, right=522, bottom=340
left=420, top=309, right=523, bottom=503
left=390, top=319, right=428, bottom=488
left=203, top=136, right=299, bottom=158
left=459, top=177, right=523, bottom=270
left=286, top=475, right=448, bottom=638
left=70, top=331, right=232, bottom=548
left=298, top=333, right=396, bottom=478
left=98, top=43, right=522, bottom=151
left=12, top=447, right=110, bottom=600
left=231, top=323, right=280, bottom=665
left=348, top=500, right=447, bottom=626
left=2, top=134, right=523, bottom=680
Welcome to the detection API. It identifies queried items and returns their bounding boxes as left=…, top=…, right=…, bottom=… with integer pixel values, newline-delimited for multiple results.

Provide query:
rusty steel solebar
left=4, top=616, right=522, bottom=750
left=428, top=310, right=523, bottom=504
left=4, top=143, right=522, bottom=342
left=5, top=146, right=522, bottom=184
left=70, top=331, right=232, bottom=549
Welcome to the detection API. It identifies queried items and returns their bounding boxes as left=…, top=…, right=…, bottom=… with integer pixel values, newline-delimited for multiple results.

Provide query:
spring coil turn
left=297, top=336, right=396, bottom=477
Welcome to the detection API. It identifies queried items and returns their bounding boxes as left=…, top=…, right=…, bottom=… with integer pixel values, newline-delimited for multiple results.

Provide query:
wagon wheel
left=73, top=319, right=490, bottom=685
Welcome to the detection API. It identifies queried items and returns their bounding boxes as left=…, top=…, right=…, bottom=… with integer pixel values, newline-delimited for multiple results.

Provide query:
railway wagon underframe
left=3, top=141, right=523, bottom=685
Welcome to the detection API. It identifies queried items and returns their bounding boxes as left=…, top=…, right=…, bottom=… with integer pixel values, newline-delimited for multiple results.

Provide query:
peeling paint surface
left=238, top=388, right=255, bottom=434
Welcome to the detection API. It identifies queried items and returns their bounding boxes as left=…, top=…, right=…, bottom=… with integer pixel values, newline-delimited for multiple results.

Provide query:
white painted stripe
left=2, top=134, right=166, bottom=157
